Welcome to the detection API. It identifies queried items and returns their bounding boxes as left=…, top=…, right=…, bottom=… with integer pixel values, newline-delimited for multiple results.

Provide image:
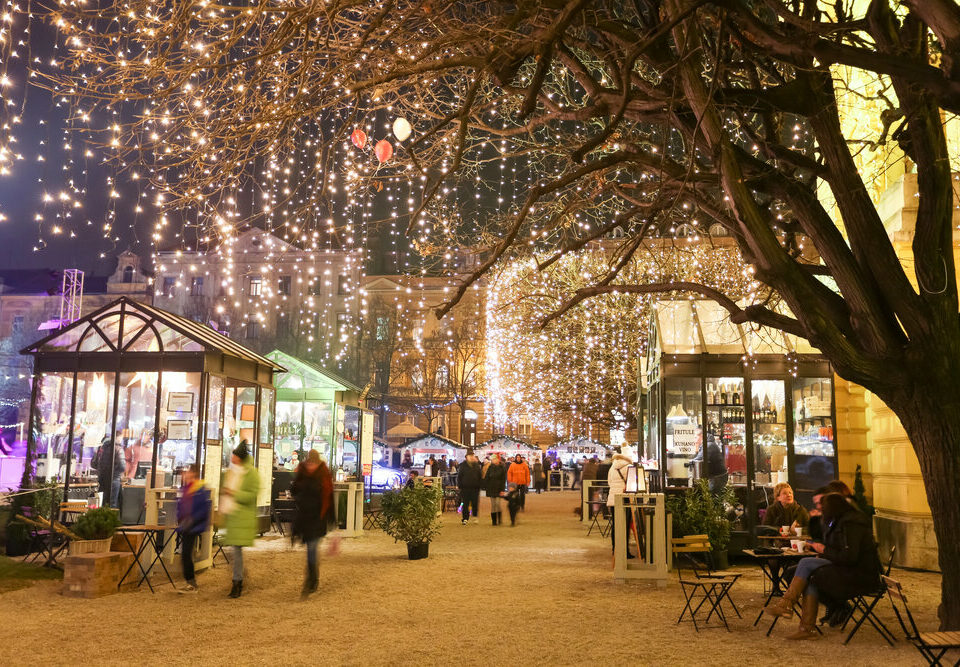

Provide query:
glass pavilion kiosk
left=21, top=297, right=284, bottom=567
left=644, top=300, right=837, bottom=545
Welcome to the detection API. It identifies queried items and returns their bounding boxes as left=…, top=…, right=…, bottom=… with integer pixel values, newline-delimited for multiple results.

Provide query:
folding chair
left=672, top=535, right=740, bottom=631
left=884, top=575, right=960, bottom=665
left=586, top=490, right=610, bottom=537
left=841, top=545, right=897, bottom=646
left=211, top=531, right=230, bottom=567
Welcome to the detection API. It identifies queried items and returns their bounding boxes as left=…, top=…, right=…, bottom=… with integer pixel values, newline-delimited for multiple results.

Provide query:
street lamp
left=463, top=409, right=478, bottom=449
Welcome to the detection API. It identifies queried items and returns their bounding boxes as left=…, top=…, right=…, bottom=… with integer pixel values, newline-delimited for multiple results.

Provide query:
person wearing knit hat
left=221, top=439, right=260, bottom=598
left=232, top=441, right=249, bottom=461
left=291, top=449, right=333, bottom=598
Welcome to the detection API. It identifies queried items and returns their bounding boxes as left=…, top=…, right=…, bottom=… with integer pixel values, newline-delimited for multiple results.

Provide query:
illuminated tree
left=8, top=0, right=960, bottom=625
left=487, top=242, right=750, bottom=435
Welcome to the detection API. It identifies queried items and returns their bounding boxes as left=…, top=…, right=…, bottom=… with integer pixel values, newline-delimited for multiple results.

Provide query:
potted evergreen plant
left=70, top=507, right=121, bottom=555
left=379, top=480, right=442, bottom=560
left=667, top=479, right=735, bottom=569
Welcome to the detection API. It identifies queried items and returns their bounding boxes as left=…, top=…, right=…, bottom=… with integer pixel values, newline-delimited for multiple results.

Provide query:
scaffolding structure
left=59, top=269, right=84, bottom=326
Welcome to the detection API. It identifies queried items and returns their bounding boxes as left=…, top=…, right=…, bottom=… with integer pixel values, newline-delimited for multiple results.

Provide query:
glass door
left=706, top=376, right=745, bottom=529
left=792, top=377, right=836, bottom=494
left=750, top=379, right=787, bottom=527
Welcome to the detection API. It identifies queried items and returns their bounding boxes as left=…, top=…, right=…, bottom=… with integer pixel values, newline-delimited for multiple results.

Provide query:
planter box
left=69, top=537, right=112, bottom=556
left=63, top=552, right=136, bottom=598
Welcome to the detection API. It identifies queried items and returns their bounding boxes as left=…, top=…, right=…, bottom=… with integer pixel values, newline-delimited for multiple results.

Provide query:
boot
left=497, top=511, right=503, bottom=526
left=786, top=593, right=820, bottom=640
left=491, top=512, right=498, bottom=526
left=229, top=580, right=242, bottom=598
left=763, top=576, right=806, bottom=618
left=301, top=563, right=318, bottom=599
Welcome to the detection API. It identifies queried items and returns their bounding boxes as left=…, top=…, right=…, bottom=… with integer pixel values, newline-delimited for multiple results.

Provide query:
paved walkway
left=0, top=491, right=942, bottom=665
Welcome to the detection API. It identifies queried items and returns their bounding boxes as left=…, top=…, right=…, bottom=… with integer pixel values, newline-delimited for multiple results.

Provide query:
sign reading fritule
left=672, top=426, right=700, bottom=455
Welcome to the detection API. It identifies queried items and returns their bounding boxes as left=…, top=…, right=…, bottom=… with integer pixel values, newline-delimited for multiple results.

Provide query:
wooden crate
left=62, top=552, right=136, bottom=598
left=110, top=532, right=146, bottom=553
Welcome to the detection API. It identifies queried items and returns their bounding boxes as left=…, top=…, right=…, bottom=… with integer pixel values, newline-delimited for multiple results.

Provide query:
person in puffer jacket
left=607, top=453, right=634, bottom=557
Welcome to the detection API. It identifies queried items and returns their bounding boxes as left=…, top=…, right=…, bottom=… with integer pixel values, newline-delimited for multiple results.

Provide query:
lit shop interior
left=644, top=300, right=837, bottom=543
left=22, top=298, right=283, bottom=523
left=266, top=349, right=367, bottom=477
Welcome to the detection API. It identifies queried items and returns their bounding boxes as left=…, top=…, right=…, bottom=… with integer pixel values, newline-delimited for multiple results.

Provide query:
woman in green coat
left=221, top=441, right=260, bottom=598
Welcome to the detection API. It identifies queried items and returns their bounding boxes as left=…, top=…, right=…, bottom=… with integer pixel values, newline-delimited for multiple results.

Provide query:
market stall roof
left=399, top=433, right=467, bottom=451
left=650, top=299, right=818, bottom=357
left=385, top=419, right=426, bottom=439
left=20, top=296, right=285, bottom=374
left=475, top=434, right=540, bottom=451
left=552, top=436, right=611, bottom=452
left=266, top=349, right=361, bottom=392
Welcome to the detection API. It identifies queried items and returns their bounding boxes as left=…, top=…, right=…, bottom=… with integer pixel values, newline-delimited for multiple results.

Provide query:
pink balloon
left=375, top=139, right=393, bottom=163
left=351, top=128, right=367, bottom=149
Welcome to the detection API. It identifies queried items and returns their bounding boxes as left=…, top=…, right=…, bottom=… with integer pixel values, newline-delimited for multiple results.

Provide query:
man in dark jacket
left=176, top=464, right=211, bottom=593
left=457, top=452, right=482, bottom=525
left=291, top=449, right=333, bottom=597
left=93, top=437, right=124, bottom=508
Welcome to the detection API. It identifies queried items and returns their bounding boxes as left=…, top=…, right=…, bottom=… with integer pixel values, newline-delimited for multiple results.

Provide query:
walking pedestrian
left=507, top=455, right=531, bottom=510
left=532, top=458, right=545, bottom=494
left=291, top=449, right=333, bottom=599
left=482, top=453, right=507, bottom=525
left=221, top=441, right=260, bottom=599
left=607, top=453, right=634, bottom=559
left=457, top=450, right=482, bottom=525
left=176, top=463, right=211, bottom=593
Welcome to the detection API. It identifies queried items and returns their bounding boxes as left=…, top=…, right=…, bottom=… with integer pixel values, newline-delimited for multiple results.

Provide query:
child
left=505, top=483, right=522, bottom=526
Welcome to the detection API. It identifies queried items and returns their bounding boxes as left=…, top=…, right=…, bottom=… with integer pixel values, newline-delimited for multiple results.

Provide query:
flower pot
left=710, top=549, right=729, bottom=570
left=69, top=536, right=113, bottom=556
left=406, top=542, right=429, bottom=560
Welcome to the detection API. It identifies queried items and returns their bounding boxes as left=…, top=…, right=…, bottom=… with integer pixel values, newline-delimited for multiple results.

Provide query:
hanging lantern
left=392, top=117, right=412, bottom=142
left=375, top=139, right=393, bottom=163
left=350, top=128, right=367, bottom=149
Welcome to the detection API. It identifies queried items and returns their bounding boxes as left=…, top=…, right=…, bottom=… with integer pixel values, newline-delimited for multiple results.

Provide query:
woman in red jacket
left=507, top=455, right=531, bottom=510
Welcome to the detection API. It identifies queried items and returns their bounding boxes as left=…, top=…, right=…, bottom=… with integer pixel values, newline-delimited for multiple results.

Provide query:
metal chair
left=840, top=545, right=897, bottom=646
left=884, top=575, right=960, bottom=665
left=586, top=489, right=610, bottom=537
left=671, top=534, right=740, bottom=631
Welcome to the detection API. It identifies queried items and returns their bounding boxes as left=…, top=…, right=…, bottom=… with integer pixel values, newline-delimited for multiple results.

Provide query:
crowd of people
left=169, top=441, right=885, bottom=637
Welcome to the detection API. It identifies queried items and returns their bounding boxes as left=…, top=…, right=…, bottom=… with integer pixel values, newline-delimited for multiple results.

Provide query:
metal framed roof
left=21, top=296, right=285, bottom=371
left=266, top=349, right=361, bottom=393
left=650, top=299, right=817, bottom=357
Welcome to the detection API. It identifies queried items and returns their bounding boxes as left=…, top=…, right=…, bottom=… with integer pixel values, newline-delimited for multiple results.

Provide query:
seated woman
left=763, top=493, right=881, bottom=640
left=764, top=482, right=810, bottom=533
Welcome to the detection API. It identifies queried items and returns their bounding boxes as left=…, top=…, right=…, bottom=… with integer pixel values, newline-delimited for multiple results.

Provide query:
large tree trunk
left=889, top=389, right=960, bottom=630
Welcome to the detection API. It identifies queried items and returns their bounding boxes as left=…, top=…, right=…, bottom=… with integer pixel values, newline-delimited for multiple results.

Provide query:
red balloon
left=351, top=128, right=367, bottom=149
left=375, top=139, right=393, bottom=163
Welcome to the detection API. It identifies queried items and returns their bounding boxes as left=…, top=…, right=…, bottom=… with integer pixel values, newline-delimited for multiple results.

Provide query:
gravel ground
left=0, top=491, right=942, bottom=666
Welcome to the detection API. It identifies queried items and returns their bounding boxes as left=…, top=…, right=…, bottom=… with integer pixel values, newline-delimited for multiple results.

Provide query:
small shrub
left=72, top=508, right=121, bottom=540
left=380, top=480, right=442, bottom=546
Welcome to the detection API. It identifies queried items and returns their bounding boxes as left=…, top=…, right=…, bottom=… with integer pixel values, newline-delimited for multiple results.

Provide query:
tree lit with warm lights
left=2, top=0, right=960, bottom=626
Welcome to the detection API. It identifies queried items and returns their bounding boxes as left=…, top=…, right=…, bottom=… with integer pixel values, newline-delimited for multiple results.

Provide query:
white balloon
left=393, top=117, right=412, bottom=142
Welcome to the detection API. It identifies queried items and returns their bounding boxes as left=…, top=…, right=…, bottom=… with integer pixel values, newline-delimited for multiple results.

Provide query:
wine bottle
left=720, top=384, right=728, bottom=404
left=732, top=388, right=740, bottom=405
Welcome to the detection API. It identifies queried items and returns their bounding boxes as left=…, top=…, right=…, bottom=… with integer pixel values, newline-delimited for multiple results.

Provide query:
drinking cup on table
left=780, top=525, right=791, bottom=536
left=794, top=526, right=803, bottom=537
left=791, top=539, right=804, bottom=552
